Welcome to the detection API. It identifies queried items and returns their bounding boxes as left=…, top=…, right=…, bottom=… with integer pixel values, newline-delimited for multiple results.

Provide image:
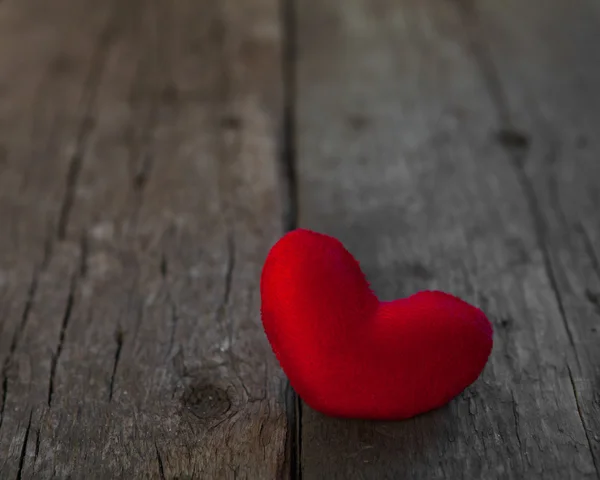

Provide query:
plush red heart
left=260, top=229, right=493, bottom=420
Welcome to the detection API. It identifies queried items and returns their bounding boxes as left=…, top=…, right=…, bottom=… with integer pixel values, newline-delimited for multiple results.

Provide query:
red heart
left=260, top=229, right=493, bottom=420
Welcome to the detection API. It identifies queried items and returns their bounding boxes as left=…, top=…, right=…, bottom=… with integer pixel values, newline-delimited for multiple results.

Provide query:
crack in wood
left=0, top=272, right=39, bottom=431
left=56, top=0, right=120, bottom=240
left=166, top=295, right=178, bottom=359
left=518, top=170, right=583, bottom=374
left=283, top=381, right=302, bottom=480
left=79, top=232, right=88, bottom=278
left=155, top=442, right=166, bottom=480
left=214, top=230, right=256, bottom=402
left=130, top=74, right=160, bottom=193
left=280, top=0, right=298, bottom=234
left=293, top=393, right=303, bottom=480
left=584, top=290, right=600, bottom=316
left=108, top=328, right=124, bottom=402
left=542, top=144, right=576, bottom=250
left=125, top=10, right=152, bottom=194
left=160, top=252, right=168, bottom=278
left=160, top=252, right=179, bottom=358
left=568, top=365, right=600, bottom=477
left=16, top=410, right=33, bottom=480
left=41, top=222, right=55, bottom=270
left=128, top=0, right=173, bottom=201
left=511, top=390, right=525, bottom=466
left=210, top=1, right=256, bottom=408
left=0, top=376, right=5, bottom=434
left=47, top=277, right=76, bottom=407
left=280, top=0, right=300, bottom=477
left=34, top=428, right=40, bottom=465
left=219, top=234, right=261, bottom=403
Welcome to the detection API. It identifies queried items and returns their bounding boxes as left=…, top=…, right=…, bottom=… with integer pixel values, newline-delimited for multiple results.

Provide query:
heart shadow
left=299, top=400, right=452, bottom=478
left=296, top=376, right=514, bottom=479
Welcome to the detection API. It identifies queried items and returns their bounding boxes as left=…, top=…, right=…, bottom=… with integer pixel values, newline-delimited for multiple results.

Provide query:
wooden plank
left=296, top=0, right=599, bottom=478
left=466, top=0, right=600, bottom=470
left=0, top=0, right=290, bottom=478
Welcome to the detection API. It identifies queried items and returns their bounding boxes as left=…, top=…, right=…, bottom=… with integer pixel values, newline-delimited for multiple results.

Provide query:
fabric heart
left=260, top=229, right=493, bottom=420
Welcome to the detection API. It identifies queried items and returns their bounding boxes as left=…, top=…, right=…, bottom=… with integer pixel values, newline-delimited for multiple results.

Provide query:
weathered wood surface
left=297, top=0, right=600, bottom=478
left=1, top=0, right=600, bottom=478
left=0, top=0, right=291, bottom=478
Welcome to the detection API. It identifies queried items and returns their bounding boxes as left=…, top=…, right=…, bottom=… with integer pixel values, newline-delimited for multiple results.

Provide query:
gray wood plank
left=0, top=0, right=290, bottom=478
left=296, top=0, right=599, bottom=478
left=466, top=0, right=600, bottom=470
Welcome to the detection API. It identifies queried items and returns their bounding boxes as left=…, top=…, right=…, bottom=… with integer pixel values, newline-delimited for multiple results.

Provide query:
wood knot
left=496, top=128, right=530, bottom=152
left=182, top=383, right=231, bottom=420
left=220, top=115, right=242, bottom=131
left=347, top=114, right=369, bottom=131
left=499, top=316, right=512, bottom=329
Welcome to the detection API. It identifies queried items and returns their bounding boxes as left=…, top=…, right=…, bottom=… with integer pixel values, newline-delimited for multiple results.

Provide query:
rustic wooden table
left=1, top=0, right=599, bottom=478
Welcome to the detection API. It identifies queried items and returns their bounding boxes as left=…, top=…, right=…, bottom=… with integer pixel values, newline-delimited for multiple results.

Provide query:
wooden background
left=0, top=0, right=599, bottom=478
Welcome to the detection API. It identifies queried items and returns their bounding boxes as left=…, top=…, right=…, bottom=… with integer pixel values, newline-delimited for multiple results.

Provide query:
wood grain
left=468, top=0, right=600, bottom=471
left=296, top=0, right=600, bottom=478
left=0, top=0, right=290, bottom=478
left=2, top=0, right=599, bottom=477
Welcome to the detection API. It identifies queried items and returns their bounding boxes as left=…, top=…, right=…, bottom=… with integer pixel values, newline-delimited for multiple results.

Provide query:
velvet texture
left=261, top=229, right=493, bottom=420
